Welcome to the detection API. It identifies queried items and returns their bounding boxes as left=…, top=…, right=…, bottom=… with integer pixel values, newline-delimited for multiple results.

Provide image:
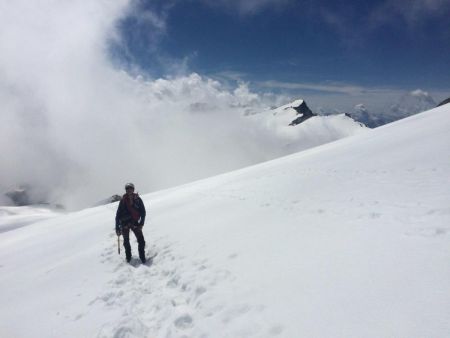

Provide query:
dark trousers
left=122, top=223, right=146, bottom=260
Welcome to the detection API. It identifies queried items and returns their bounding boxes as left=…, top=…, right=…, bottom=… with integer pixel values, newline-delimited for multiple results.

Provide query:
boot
left=139, top=251, right=146, bottom=264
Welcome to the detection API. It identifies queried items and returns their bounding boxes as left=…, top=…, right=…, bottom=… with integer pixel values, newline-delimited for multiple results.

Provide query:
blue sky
left=114, top=0, right=450, bottom=107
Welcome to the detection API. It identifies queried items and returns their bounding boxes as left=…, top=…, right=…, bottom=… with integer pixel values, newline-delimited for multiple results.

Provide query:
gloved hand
left=139, top=217, right=145, bottom=227
left=115, top=226, right=121, bottom=236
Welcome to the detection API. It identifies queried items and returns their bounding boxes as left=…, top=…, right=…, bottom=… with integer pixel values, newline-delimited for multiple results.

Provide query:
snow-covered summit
left=276, top=98, right=305, bottom=110
left=249, top=99, right=366, bottom=154
left=269, top=99, right=315, bottom=125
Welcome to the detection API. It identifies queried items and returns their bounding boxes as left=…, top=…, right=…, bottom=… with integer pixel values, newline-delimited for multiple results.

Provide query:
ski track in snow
left=90, top=230, right=283, bottom=338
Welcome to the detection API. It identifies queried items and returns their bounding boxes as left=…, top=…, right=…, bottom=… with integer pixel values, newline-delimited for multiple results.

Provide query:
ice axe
left=117, top=235, right=121, bottom=255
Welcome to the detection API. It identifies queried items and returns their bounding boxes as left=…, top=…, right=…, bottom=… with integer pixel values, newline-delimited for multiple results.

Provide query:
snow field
left=0, top=104, right=449, bottom=337
left=0, top=205, right=62, bottom=233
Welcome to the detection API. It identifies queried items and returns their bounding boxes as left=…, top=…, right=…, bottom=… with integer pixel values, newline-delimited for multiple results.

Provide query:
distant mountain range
left=349, top=89, right=438, bottom=128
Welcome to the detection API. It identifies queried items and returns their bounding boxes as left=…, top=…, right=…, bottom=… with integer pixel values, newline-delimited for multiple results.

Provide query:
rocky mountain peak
left=287, top=100, right=316, bottom=126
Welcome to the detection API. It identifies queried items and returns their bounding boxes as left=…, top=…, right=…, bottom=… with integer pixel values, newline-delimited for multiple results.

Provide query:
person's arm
left=139, top=198, right=146, bottom=226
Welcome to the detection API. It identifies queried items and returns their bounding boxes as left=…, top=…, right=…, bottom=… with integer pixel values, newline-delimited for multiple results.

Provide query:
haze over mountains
left=1, top=96, right=366, bottom=210
left=2, top=88, right=443, bottom=210
left=347, top=89, right=438, bottom=127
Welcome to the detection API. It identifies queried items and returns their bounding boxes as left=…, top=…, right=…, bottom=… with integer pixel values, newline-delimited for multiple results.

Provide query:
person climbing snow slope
left=115, top=183, right=147, bottom=263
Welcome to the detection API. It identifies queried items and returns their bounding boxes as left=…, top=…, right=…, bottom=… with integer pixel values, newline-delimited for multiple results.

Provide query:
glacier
left=0, top=103, right=449, bottom=337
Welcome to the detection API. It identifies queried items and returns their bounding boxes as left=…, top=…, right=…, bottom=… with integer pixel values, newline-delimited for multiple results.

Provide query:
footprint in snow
left=408, top=227, right=449, bottom=237
left=171, top=295, right=189, bottom=307
left=174, top=314, right=193, bottom=329
left=369, top=212, right=382, bottom=219
left=194, top=286, right=207, bottom=297
left=113, top=275, right=127, bottom=286
left=268, top=325, right=284, bottom=336
left=167, top=276, right=180, bottom=288
left=228, top=253, right=238, bottom=260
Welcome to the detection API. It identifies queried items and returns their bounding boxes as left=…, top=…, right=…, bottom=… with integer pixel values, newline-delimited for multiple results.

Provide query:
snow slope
left=0, top=205, right=62, bottom=233
left=1, top=104, right=449, bottom=338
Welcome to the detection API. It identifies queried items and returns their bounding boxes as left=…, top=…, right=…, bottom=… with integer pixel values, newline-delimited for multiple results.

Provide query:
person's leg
left=132, top=226, right=146, bottom=263
left=122, top=225, right=132, bottom=262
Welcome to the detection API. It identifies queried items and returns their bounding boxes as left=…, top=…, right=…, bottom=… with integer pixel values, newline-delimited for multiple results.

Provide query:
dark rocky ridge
left=5, top=189, right=31, bottom=206
left=437, top=97, right=450, bottom=107
left=289, top=101, right=316, bottom=126
left=3, top=186, right=64, bottom=209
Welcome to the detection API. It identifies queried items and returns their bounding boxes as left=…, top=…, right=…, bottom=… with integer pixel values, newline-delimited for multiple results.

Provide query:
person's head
left=125, top=183, right=135, bottom=195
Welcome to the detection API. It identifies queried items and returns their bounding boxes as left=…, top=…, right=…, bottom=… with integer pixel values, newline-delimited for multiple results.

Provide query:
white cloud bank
left=0, top=0, right=286, bottom=209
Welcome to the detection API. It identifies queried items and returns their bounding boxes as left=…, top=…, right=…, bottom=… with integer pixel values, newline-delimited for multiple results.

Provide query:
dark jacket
left=115, top=193, right=146, bottom=228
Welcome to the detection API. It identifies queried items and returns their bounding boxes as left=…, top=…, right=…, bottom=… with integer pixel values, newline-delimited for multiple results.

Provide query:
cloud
left=369, top=0, right=450, bottom=28
left=316, top=0, right=450, bottom=44
left=212, top=70, right=248, bottom=83
left=198, top=0, right=292, bottom=15
left=0, top=0, right=290, bottom=209
left=258, top=80, right=396, bottom=96
left=255, top=79, right=450, bottom=113
left=108, top=0, right=174, bottom=75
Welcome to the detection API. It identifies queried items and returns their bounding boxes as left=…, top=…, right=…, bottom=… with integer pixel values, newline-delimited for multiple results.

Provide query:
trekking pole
left=117, top=235, right=121, bottom=255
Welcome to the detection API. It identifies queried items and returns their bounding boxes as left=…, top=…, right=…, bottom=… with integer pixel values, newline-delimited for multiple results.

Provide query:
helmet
left=125, top=182, right=135, bottom=190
